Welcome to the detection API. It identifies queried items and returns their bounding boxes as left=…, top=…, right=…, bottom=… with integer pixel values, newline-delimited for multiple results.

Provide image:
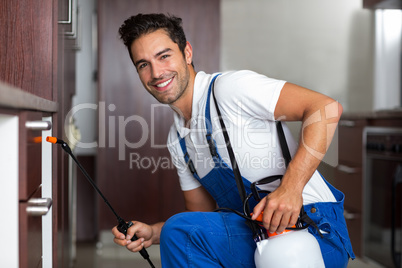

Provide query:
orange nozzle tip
left=32, top=137, right=42, bottom=143
left=46, top=136, right=57, bottom=144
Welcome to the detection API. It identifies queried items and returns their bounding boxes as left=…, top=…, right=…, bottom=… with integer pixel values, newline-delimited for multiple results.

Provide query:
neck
left=170, top=68, right=196, bottom=126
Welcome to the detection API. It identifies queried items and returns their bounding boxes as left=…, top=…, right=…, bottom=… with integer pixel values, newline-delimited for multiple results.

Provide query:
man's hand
left=112, top=221, right=154, bottom=252
left=252, top=185, right=302, bottom=234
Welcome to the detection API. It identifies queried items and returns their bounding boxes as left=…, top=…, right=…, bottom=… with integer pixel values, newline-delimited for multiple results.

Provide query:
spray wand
left=46, top=136, right=155, bottom=268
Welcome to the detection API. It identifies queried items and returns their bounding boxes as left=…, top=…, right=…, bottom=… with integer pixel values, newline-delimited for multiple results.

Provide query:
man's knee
left=160, top=212, right=199, bottom=247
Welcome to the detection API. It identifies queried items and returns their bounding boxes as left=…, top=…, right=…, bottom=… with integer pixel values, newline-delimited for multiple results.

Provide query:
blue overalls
left=160, top=74, right=355, bottom=267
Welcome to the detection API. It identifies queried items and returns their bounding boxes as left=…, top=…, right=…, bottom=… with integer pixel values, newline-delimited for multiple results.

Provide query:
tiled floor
left=72, top=232, right=385, bottom=268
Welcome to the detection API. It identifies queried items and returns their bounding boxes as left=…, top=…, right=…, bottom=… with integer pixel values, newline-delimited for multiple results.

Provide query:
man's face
left=130, top=29, right=192, bottom=105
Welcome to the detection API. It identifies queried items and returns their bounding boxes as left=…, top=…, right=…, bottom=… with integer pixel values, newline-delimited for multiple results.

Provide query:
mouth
left=153, top=77, right=174, bottom=91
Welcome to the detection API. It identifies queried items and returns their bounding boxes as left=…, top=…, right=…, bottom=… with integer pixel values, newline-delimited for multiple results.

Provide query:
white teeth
left=156, top=78, right=172, bottom=88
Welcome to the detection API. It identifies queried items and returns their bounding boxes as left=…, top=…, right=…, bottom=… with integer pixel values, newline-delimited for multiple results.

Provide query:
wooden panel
left=344, top=207, right=362, bottom=257
left=335, top=163, right=362, bottom=212
left=0, top=0, right=54, bottom=100
left=97, top=0, right=220, bottom=229
left=18, top=111, right=43, bottom=268
left=18, top=111, right=43, bottom=200
left=19, top=188, right=43, bottom=268
left=336, top=119, right=367, bottom=258
left=338, top=119, right=367, bottom=165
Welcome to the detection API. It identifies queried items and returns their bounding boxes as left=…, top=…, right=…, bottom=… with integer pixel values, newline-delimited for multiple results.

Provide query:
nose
left=151, top=62, right=164, bottom=79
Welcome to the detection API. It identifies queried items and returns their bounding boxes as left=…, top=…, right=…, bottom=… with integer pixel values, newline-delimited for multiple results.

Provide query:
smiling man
left=132, top=29, right=193, bottom=110
left=112, top=13, right=355, bottom=267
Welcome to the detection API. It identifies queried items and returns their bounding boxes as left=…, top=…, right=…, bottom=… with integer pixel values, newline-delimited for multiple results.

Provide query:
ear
left=184, top=41, right=193, bottom=65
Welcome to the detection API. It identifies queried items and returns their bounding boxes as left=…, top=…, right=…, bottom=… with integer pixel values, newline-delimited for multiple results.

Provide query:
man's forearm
left=281, top=101, right=342, bottom=191
left=150, top=222, right=165, bottom=244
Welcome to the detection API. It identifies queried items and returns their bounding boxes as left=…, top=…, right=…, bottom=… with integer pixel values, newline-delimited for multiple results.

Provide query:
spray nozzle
left=46, top=136, right=64, bottom=144
left=46, top=136, right=72, bottom=155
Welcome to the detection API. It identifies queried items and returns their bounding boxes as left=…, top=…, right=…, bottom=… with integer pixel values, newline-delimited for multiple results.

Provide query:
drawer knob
left=26, top=197, right=52, bottom=216
left=25, top=121, right=52, bottom=131
left=339, top=120, right=356, bottom=127
left=343, top=210, right=358, bottom=220
left=337, top=164, right=358, bottom=174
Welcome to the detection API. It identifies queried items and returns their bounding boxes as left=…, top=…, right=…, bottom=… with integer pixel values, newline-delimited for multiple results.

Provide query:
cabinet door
left=336, top=119, right=367, bottom=257
left=18, top=111, right=49, bottom=268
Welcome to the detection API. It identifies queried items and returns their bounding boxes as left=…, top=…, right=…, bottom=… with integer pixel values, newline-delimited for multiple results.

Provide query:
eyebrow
left=134, top=48, right=173, bottom=67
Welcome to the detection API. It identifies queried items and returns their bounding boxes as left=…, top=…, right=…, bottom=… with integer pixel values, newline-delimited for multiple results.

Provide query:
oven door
left=363, top=127, right=402, bottom=268
left=364, top=157, right=402, bottom=268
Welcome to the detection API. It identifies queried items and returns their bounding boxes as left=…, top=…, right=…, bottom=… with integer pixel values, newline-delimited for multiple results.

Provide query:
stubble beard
left=150, top=66, right=190, bottom=105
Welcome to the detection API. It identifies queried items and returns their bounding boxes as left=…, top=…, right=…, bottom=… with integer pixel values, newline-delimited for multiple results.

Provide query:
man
left=112, top=13, right=355, bottom=267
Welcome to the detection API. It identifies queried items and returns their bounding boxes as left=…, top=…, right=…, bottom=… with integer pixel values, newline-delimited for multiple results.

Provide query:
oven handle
left=392, top=164, right=402, bottom=268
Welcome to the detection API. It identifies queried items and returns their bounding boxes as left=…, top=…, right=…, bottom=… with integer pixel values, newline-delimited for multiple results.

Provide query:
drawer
left=338, top=120, right=366, bottom=165
left=343, top=206, right=362, bottom=258
left=19, top=187, right=43, bottom=268
left=18, top=112, right=46, bottom=200
left=334, top=163, right=363, bottom=212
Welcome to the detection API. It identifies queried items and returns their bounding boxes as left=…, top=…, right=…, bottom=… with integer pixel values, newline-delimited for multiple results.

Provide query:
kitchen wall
left=220, top=0, right=374, bottom=113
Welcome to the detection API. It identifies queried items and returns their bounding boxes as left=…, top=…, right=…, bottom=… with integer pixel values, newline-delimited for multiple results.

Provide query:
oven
left=363, top=126, right=402, bottom=268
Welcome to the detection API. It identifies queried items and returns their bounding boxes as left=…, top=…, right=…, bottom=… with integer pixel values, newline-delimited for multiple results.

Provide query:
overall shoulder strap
left=210, top=79, right=248, bottom=206
left=205, top=74, right=222, bottom=158
left=275, top=121, right=291, bottom=167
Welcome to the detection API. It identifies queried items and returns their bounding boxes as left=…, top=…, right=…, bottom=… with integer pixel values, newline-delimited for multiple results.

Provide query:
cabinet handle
left=343, top=210, right=359, bottom=220
left=26, top=198, right=53, bottom=216
left=25, top=121, right=52, bottom=131
left=58, top=0, right=78, bottom=40
left=337, top=164, right=358, bottom=174
left=58, top=0, right=72, bottom=24
left=339, top=120, right=356, bottom=127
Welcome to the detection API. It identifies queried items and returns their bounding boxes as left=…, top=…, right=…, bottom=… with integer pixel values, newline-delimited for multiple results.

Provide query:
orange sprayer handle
left=251, top=211, right=264, bottom=222
left=251, top=211, right=296, bottom=237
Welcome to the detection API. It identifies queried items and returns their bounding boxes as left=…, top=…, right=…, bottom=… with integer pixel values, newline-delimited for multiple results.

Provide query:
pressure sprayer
left=243, top=177, right=326, bottom=268
left=252, top=213, right=325, bottom=268
left=46, top=137, right=155, bottom=268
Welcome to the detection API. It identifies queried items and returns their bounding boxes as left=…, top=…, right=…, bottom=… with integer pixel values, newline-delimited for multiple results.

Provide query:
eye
left=161, top=54, right=169, bottom=60
left=138, top=63, right=148, bottom=70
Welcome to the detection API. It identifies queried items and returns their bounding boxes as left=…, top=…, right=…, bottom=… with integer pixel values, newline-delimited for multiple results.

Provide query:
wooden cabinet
left=334, top=119, right=367, bottom=257
left=0, top=0, right=77, bottom=266
left=363, top=0, right=402, bottom=9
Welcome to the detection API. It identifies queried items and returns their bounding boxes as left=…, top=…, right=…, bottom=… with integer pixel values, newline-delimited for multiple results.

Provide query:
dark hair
left=119, top=13, right=188, bottom=63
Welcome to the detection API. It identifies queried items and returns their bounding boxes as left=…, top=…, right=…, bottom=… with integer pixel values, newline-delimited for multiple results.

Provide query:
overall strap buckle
left=206, top=134, right=218, bottom=158
left=184, top=152, right=198, bottom=176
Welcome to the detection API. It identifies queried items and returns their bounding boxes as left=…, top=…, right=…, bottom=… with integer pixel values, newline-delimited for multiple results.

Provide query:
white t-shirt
left=167, top=70, right=336, bottom=205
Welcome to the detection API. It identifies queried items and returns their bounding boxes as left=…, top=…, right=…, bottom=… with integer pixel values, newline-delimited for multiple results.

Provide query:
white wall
left=374, top=10, right=402, bottom=111
left=221, top=0, right=374, bottom=112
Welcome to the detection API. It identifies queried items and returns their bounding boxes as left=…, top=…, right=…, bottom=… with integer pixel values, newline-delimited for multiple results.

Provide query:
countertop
left=341, top=108, right=402, bottom=120
left=0, top=81, right=58, bottom=112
